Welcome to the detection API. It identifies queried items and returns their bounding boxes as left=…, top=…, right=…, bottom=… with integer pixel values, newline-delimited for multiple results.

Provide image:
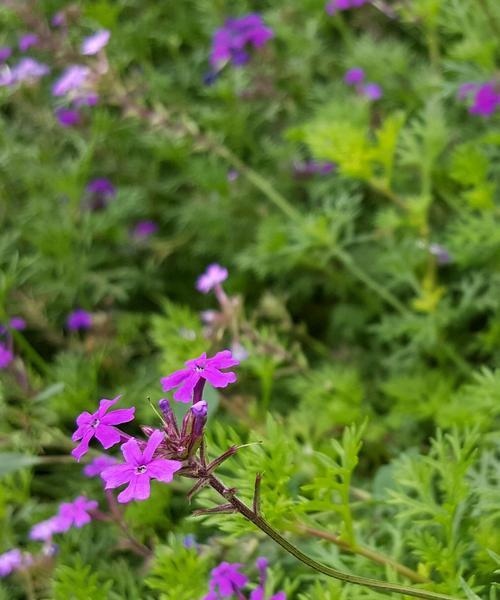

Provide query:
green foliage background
left=0, top=0, right=499, bottom=598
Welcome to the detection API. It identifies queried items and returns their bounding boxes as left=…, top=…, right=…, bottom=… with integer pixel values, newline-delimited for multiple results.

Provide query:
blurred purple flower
left=83, top=455, right=118, bottom=477
left=429, top=243, right=452, bottom=265
left=29, top=517, right=62, bottom=541
left=19, top=33, right=39, bottom=52
left=0, top=343, right=13, bottom=368
left=55, top=107, right=81, bottom=127
left=227, top=169, right=239, bottom=182
left=197, top=263, right=228, bottom=293
left=67, top=309, right=92, bottom=331
left=1, top=58, right=50, bottom=87
left=469, top=82, right=500, bottom=117
left=52, top=65, right=89, bottom=97
left=74, top=93, right=99, bottom=107
left=0, top=549, right=23, bottom=577
left=326, top=0, right=369, bottom=14
left=362, top=82, right=383, bottom=100
left=81, top=30, right=110, bottom=55
left=0, top=47, right=12, bottom=62
left=344, top=67, right=365, bottom=85
left=457, top=82, right=477, bottom=100
left=9, top=317, right=26, bottom=330
left=55, top=496, right=98, bottom=532
left=293, top=160, right=336, bottom=178
left=210, top=14, right=273, bottom=67
left=51, top=11, right=66, bottom=27
left=132, top=220, right=158, bottom=239
left=87, top=178, right=115, bottom=197
left=204, top=562, right=248, bottom=598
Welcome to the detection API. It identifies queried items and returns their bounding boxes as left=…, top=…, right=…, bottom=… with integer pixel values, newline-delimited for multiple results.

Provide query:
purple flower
left=196, top=263, right=228, bottom=293
left=19, top=33, right=39, bottom=52
left=81, top=30, right=111, bottom=55
left=0, top=549, right=23, bottom=577
left=9, top=317, right=26, bottom=330
left=101, top=430, right=182, bottom=503
left=132, top=220, right=158, bottom=239
left=74, top=93, right=99, bottom=107
left=206, top=562, right=248, bottom=598
left=362, top=82, right=383, bottom=100
left=55, top=107, right=81, bottom=127
left=52, top=11, right=66, bottom=27
left=161, top=350, right=239, bottom=403
left=457, top=82, right=477, bottom=100
left=71, top=396, right=135, bottom=460
left=29, top=517, right=62, bottom=541
left=210, top=14, right=273, bottom=67
left=428, top=243, right=452, bottom=265
left=326, top=0, right=369, bottom=14
left=83, top=455, right=118, bottom=477
left=0, top=47, right=11, bottom=62
left=87, top=178, right=116, bottom=197
left=56, top=496, right=98, bottom=531
left=67, top=308, right=92, bottom=331
left=293, top=160, right=336, bottom=178
left=0, top=343, right=13, bottom=368
left=344, top=67, right=365, bottom=85
left=469, top=82, right=499, bottom=117
left=2, top=58, right=50, bottom=86
left=52, top=65, right=90, bottom=97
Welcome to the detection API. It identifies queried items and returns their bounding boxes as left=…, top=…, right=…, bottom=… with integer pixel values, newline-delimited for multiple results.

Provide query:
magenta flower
left=56, top=496, right=98, bottom=531
left=67, top=308, right=92, bottom=331
left=52, top=65, right=90, bottom=97
left=161, top=350, right=239, bottom=403
left=9, top=317, right=26, bottom=330
left=0, top=343, right=13, bottom=368
left=19, top=33, right=39, bottom=52
left=469, top=82, right=499, bottom=116
left=206, top=562, right=248, bottom=598
left=87, top=177, right=116, bottom=197
left=249, top=557, right=287, bottom=600
left=0, top=549, right=23, bottom=577
left=344, top=67, right=365, bottom=85
left=196, top=263, right=228, bottom=293
left=131, top=220, right=158, bottom=239
left=29, top=517, right=62, bottom=541
left=101, top=430, right=182, bottom=503
left=55, top=107, right=81, bottom=127
left=71, top=396, right=135, bottom=460
left=83, top=455, right=118, bottom=477
left=0, top=47, right=11, bottom=62
left=211, top=14, right=273, bottom=67
left=81, top=30, right=110, bottom=55
left=362, top=82, right=383, bottom=100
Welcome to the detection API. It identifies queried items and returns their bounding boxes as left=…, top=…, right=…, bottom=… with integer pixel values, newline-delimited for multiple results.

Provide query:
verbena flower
left=19, top=33, right=39, bottom=52
left=51, top=12, right=66, bottom=27
left=101, top=430, right=182, bottom=503
left=0, top=343, right=13, bottom=368
left=0, top=549, right=23, bottom=577
left=71, top=396, right=135, bottom=460
left=250, top=557, right=286, bottom=600
left=197, top=264, right=228, bottom=293
left=55, top=107, right=81, bottom=127
left=29, top=517, right=62, bottom=541
left=344, top=67, right=382, bottom=100
left=132, top=220, right=158, bottom=239
left=55, top=496, right=98, bottom=531
left=81, top=30, right=110, bottom=55
left=9, top=317, right=26, bottom=330
left=205, top=562, right=248, bottom=598
left=161, top=350, right=239, bottom=403
left=66, top=308, right=92, bottom=330
left=210, top=14, right=273, bottom=67
left=362, top=82, right=382, bottom=100
left=52, top=65, right=90, bottom=97
left=0, top=47, right=12, bottom=62
left=344, top=67, right=365, bottom=85
left=83, top=455, right=118, bottom=477
left=1, top=58, right=50, bottom=87
left=326, top=0, right=369, bottom=15
left=470, top=83, right=499, bottom=116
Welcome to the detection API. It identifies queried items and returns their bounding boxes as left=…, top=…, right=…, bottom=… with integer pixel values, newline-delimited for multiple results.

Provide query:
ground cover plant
left=0, top=0, right=500, bottom=598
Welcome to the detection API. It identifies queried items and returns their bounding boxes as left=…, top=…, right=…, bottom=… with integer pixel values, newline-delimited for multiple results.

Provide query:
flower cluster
left=458, top=82, right=500, bottom=117
left=210, top=14, right=273, bottom=68
left=203, top=558, right=286, bottom=600
left=344, top=67, right=382, bottom=100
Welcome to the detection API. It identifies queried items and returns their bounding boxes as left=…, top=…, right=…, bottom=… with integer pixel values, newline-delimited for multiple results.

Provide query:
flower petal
left=75, top=411, right=93, bottom=427
left=173, top=371, right=200, bottom=403
left=121, top=437, right=142, bottom=466
left=203, top=366, right=237, bottom=388
left=142, top=430, right=165, bottom=463
left=94, top=424, right=121, bottom=449
left=209, top=350, right=240, bottom=369
left=102, top=464, right=134, bottom=489
left=116, top=475, right=150, bottom=503
left=100, top=406, right=135, bottom=426
left=97, top=395, right=120, bottom=417
left=160, top=368, right=190, bottom=391
left=71, top=429, right=94, bottom=461
left=147, top=458, right=182, bottom=483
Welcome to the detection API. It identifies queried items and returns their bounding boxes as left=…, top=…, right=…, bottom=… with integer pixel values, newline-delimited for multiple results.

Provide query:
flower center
left=91, top=418, right=100, bottom=428
left=194, top=364, right=205, bottom=372
left=135, top=465, right=147, bottom=474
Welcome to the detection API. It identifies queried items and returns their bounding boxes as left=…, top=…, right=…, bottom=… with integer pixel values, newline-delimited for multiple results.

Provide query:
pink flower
left=56, top=496, right=98, bottom=531
left=83, top=455, right=118, bottom=477
left=101, top=430, right=182, bottom=503
left=161, top=350, right=239, bottom=403
left=29, top=517, right=62, bottom=541
left=196, top=263, right=228, bottom=293
left=0, top=549, right=23, bottom=577
left=81, top=30, right=110, bottom=55
left=71, top=396, right=135, bottom=460
left=206, top=562, right=248, bottom=598
left=52, top=65, right=90, bottom=97
left=0, top=343, right=13, bottom=368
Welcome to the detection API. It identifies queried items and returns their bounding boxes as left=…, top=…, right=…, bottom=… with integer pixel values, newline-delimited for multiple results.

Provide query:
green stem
left=208, top=475, right=460, bottom=600
left=12, top=331, right=49, bottom=375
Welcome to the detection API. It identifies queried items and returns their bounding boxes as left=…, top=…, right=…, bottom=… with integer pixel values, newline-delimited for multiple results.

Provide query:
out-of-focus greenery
left=0, top=0, right=500, bottom=598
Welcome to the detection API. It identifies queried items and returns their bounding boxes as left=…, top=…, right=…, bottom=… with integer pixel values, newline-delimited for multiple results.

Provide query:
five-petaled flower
left=196, top=263, right=228, bottom=293
left=161, top=350, right=239, bottom=403
left=204, top=562, right=248, bottom=599
left=71, top=396, right=135, bottom=460
left=101, top=430, right=182, bottom=503
left=55, top=496, right=98, bottom=532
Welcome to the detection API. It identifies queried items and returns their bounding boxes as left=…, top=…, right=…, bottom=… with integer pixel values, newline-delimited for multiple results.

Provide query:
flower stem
left=207, top=475, right=460, bottom=600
